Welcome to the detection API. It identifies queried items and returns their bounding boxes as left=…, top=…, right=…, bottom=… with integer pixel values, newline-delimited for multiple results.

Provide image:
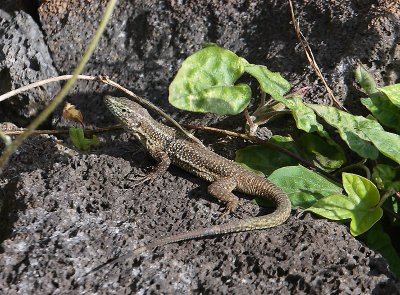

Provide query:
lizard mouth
left=104, top=95, right=118, bottom=110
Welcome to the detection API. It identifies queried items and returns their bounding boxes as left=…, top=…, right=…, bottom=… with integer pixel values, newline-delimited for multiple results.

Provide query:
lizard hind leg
left=208, top=177, right=239, bottom=218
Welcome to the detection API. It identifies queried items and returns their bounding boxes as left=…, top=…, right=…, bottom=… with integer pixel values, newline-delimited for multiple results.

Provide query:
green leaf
left=355, top=65, right=379, bottom=96
left=306, top=194, right=354, bottom=220
left=243, top=64, right=291, bottom=99
left=308, top=104, right=380, bottom=159
left=356, top=66, right=400, bottom=131
left=297, top=133, right=346, bottom=172
left=361, top=95, right=400, bottom=133
left=379, top=84, right=400, bottom=109
left=307, top=173, right=383, bottom=236
left=235, top=136, right=298, bottom=176
left=189, top=84, right=252, bottom=114
left=269, top=96, right=341, bottom=156
left=168, top=46, right=251, bottom=115
left=274, top=96, right=327, bottom=135
left=388, top=196, right=400, bottom=226
left=359, top=121, right=400, bottom=164
left=342, top=173, right=380, bottom=207
left=69, top=127, right=100, bottom=151
left=362, top=222, right=400, bottom=276
left=267, top=165, right=342, bottom=208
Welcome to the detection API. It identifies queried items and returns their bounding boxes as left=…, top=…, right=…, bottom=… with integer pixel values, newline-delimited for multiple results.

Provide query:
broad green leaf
left=69, top=128, right=100, bottom=151
left=356, top=66, right=400, bottom=131
left=308, top=104, right=380, bottom=159
left=169, top=46, right=251, bottom=115
left=307, top=173, right=383, bottom=236
left=269, top=97, right=340, bottom=156
left=354, top=65, right=379, bottom=96
left=363, top=222, right=400, bottom=276
left=352, top=207, right=383, bottom=235
left=342, top=173, right=380, bottom=207
left=189, top=84, right=252, bottom=114
left=390, top=182, right=400, bottom=192
left=366, top=114, right=377, bottom=121
left=297, top=133, right=346, bottom=172
left=379, top=84, right=400, bottom=109
left=235, top=136, right=298, bottom=176
left=267, top=165, right=342, bottom=208
left=360, top=122, right=400, bottom=164
left=274, top=96, right=327, bottom=136
left=244, top=64, right=291, bottom=99
left=306, top=194, right=354, bottom=220
left=361, top=95, right=400, bottom=132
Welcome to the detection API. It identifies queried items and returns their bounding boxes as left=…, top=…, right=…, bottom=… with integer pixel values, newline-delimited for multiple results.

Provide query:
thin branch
left=0, top=75, right=97, bottom=102
left=2, top=125, right=123, bottom=136
left=244, top=108, right=257, bottom=136
left=288, top=0, right=345, bottom=111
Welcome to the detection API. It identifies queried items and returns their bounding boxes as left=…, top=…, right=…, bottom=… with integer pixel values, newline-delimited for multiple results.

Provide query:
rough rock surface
left=37, top=0, right=400, bottom=124
left=0, top=0, right=400, bottom=294
left=0, top=9, right=60, bottom=126
left=1, top=131, right=399, bottom=294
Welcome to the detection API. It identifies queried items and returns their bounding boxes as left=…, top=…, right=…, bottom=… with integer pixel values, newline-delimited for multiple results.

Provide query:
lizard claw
left=215, top=200, right=243, bottom=222
left=216, top=204, right=236, bottom=222
left=216, top=208, right=230, bottom=222
left=127, top=171, right=159, bottom=187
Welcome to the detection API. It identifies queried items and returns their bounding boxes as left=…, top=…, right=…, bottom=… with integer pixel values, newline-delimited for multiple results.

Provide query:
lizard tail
left=91, top=181, right=290, bottom=273
left=106, top=185, right=290, bottom=267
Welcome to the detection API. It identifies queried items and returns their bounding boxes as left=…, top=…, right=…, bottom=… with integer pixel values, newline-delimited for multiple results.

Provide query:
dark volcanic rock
left=0, top=9, right=60, bottom=127
left=37, top=0, right=399, bottom=125
left=0, top=0, right=399, bottom=294
left=1, top=132, right=399, bottom=294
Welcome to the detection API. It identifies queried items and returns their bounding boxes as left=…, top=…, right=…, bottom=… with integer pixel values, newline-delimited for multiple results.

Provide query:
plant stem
left=333, top=160, right=371, bottom=179
left=377, top=189, right=396, bottom=208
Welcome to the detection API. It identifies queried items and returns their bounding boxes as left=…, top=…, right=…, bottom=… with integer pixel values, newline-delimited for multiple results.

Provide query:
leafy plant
left=169, top=45, right=400, bottom=274
left=169, top=46, right=290, bottom=115
left=62, top=102, right=100, bottom=151
left=306, top=173, right=382, bottom=236
left=69, top=128, right=100, bottom=151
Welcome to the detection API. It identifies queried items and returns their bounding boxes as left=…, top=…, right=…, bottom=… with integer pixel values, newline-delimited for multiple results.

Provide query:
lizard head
left=104, top=95, right=152, bottom=143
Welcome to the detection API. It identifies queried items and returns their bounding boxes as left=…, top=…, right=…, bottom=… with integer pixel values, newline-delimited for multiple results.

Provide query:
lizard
left=102, top=95, right=291, bottom=268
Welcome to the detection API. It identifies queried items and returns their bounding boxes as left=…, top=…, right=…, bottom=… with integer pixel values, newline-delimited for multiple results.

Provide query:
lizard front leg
left=130, top=148, right=171, bottom=186
left=208, top=177, right=239, bottom=216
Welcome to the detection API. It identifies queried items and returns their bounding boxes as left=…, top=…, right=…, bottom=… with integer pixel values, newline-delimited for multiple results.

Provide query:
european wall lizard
left=103, top=95, right=291, bottom=265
